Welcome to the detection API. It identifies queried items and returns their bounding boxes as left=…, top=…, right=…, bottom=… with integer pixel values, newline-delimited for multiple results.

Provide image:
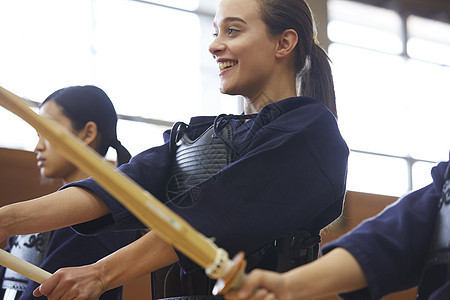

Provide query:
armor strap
left=275, top=230, right=321, bottom=272
left=245, top=229, right=321, bottom=273
left=153, top=229, right=321, bottom=299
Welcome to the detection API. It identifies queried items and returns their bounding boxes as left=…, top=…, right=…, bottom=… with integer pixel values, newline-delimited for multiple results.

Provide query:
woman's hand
left=33, top=230, right=180, bottom=299
left=225, top=269, right=290, bottom=300
left=225, top=248, right=368, bottom=300
left=33, top=264, right=105, bottom=300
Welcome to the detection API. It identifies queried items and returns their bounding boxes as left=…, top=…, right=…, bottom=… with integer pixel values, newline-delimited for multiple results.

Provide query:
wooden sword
left=0, top=86, right=245, bottom=294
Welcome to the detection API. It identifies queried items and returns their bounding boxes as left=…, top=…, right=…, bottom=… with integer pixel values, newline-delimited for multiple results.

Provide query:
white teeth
left=219, top=61, right=237, bottom=70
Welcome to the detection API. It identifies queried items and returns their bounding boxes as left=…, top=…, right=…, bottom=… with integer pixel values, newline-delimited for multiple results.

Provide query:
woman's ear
left=275, top=29, right=298, bottom=59
left=78, top=121, right=98, bottom=148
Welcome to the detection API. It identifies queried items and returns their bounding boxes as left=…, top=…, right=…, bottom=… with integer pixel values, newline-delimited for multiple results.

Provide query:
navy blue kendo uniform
left=0, top=227, right=139, bottom=300
left=323, top=155, right=450, bottom=300
left=65, top=97, right=349, bottom=298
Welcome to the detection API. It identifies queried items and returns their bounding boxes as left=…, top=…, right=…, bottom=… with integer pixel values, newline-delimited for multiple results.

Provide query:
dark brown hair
left=42, top=85, right=131, bottom=166
left=258, top=0, right=337, bottom=117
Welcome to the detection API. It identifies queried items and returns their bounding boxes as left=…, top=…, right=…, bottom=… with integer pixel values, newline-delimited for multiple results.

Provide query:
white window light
left=138, top=0, right=199, bottom=11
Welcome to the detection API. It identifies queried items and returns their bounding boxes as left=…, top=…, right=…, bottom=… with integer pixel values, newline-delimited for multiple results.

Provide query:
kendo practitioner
left=0, top=0, right=349, bottom=299
left=225, top=155, right=450, bottom=300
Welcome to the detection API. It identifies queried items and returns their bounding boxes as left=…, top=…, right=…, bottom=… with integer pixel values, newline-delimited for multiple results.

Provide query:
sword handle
left=0, top=248, right=51, bottom=284
left=213, top=251, right=247, bottom=295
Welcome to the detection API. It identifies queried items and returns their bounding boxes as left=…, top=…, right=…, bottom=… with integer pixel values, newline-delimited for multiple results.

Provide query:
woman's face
left=34, top=101, right=78, bottom=180
left=209, top=0, right=280, bottom=99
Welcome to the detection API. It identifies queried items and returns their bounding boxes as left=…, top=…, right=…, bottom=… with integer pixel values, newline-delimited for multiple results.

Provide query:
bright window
left=0, top=0, right=238, bottom=158
left=328, top=0, right=403, bottom=54
left=142, top=0, right=199, bottom=11
left=347, top=152, right=409, bottom=196
left=328, top=0, right=450, bottom=196
left=407, top=15, right=450, bottom=66
left=2, top=0, right=448, bottom=197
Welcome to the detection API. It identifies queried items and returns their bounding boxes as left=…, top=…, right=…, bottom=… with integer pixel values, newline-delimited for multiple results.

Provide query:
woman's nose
left=209, top=37, right=226, bottom=57
left=34, top=136, right=45, bottom=153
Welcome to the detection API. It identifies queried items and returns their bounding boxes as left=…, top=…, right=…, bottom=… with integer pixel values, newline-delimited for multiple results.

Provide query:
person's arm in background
left=0, top=187, right=109, bottom=245
left=226, top=158, right=449, bottom=300
left=225, top=248, right=367, bottom=300
left=33, top=230, right=178, bottom=299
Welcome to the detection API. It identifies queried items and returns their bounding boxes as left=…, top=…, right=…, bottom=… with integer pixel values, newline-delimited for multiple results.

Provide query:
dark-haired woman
left=0, top=86, right=139, bottom=300
left=0, top=0, right=349, bottom=299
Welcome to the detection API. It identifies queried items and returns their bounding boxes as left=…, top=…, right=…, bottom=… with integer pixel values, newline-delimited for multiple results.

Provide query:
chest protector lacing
left=166, top=114, right=255, bottom=204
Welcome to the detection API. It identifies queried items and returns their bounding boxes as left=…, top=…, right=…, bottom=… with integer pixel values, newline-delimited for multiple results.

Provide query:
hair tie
left=313, top=32, right=320, bottom=45
left=112, top=139, right=132, bottom=166
left=110, top=139, right=121, bottom=149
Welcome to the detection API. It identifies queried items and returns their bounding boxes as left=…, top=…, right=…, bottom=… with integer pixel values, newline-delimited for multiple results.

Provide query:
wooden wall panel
left=0, top=147, right=62, bottom=204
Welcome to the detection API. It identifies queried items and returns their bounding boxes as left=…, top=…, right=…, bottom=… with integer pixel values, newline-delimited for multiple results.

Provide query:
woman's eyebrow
left=214, top=17, right=247, bottom=27
left=223, top=17, right=247, bottom=24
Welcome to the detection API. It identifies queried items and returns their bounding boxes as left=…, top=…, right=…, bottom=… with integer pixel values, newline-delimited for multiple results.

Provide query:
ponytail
left=258, top=0, right=337, bottom=118
left=43, top=85, right=132, bottom=165
left=111, top=139, right=132, bottom=166
left=300, top=43, right=337, bottom=118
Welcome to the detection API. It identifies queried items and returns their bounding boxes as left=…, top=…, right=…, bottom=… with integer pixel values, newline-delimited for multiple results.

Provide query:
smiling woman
left=0, top=0, right=232, bottom=157
left=0, top=0, right=348, bottom=299
left=210, top=6, right=292, bottom=108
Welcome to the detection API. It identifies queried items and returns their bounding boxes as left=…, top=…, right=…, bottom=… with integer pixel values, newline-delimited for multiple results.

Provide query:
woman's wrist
left=94, top=256, right=117, bottom=292
left=0, top=205, right=20, bottom=239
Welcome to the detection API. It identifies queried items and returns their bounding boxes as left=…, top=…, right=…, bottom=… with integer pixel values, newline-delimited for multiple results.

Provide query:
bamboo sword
left=0, top=86, right=245, bottom=294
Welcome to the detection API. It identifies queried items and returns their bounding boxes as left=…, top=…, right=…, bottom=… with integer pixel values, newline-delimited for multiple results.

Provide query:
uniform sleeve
left=322, top=161, right=447, bottom=299
left=19, top=227, right=138, bottom=300
left=64, top=143, right=172, bottom=234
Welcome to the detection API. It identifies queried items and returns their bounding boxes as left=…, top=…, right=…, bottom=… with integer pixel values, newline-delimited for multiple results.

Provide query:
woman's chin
left=219, top=84, right=240, bottom=96
left=41, top=169, right=56, bottom=179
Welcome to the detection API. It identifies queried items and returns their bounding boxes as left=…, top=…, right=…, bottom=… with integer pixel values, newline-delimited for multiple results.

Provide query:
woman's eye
left=227, top=28, right=238, bottom=35
left=212, top=27, right=239, bottom=38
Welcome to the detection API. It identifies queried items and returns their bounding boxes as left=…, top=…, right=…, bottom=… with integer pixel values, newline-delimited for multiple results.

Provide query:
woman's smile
left=218, top=59, right=238, bottom=76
